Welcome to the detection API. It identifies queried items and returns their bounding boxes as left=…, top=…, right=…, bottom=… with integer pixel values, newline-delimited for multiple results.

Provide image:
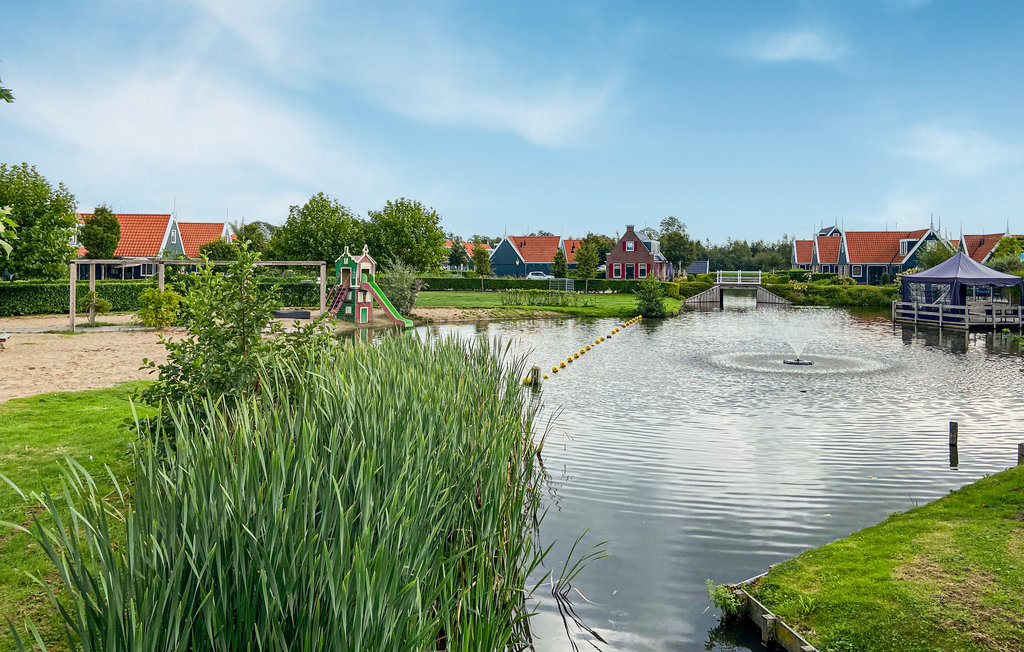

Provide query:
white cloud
left=188, top=1, right=617, bottom=147
left=896, top=123, right=1017, bottom=177
left=749, top=30, right=849, bottom=63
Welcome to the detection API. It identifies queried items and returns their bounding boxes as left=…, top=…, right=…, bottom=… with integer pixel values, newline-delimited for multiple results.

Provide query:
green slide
left=361, top=274, right=414, bottom=328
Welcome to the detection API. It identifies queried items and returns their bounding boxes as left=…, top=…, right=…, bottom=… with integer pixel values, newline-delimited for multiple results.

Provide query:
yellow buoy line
left=523, top=315, right=643, bottom=385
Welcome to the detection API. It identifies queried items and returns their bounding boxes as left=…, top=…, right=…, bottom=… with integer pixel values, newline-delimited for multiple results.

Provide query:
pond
left=416, top=308, right=1024, bottom=651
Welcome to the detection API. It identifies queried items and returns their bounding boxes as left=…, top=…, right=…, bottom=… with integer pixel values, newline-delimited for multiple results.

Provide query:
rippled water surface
left=418, top=308, right=1024, bottom=651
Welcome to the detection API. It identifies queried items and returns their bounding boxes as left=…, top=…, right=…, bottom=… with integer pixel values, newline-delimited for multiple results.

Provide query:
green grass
left=0, top=382, right=152, bottom=650
left=750, top=466, right=1024, bottom=651
left=415, top=291, right=681, bottom=318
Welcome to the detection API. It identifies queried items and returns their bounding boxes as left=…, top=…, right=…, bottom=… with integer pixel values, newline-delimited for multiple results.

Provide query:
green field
left=415, top=291, right=681, bottom=318
left=0, top=382, right=151, bottom=649
left=750, top=466, right=1024, bottom=651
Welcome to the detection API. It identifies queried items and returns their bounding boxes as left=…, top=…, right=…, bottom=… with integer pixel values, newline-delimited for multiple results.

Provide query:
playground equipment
left=331, top=245, right=413, bottom=328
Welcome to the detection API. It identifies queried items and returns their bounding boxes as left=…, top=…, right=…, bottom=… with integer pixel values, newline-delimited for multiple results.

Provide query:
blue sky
left=1, top=0, right=1022, bottom=242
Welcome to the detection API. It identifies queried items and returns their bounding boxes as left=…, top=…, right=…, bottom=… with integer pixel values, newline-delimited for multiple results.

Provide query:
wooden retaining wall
left=729, top=572, right=818, bottom=652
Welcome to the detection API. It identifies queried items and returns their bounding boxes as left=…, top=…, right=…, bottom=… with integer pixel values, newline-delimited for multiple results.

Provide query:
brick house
left=605, top=225, right=669, bottom=280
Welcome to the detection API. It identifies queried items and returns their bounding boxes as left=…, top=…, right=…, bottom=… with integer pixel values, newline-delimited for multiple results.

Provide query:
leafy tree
left=268, top=193, right=363, bottom=262
left=80, top=204, right=121, bottom=259
left=916, top=240, right=954, bottom=270
left=550, top=246, right=569, bottom=278
left=365, top=198, right=447, bottom=272
left=638, top=226, right=660, bottom=240
left=634, top=273, right=668, bottom=317
left=659, top=216, right=684, bottom=235
left=583, top=232, right=614, bottom=265
left=472, top=243, right=491, bottom=277
left=0, top=69, right=12, bottom=103
left=230, top=220, right=274, bottom=251
left=0, top=163, right=77, bottom=278
left=527, top=230, right=555, bottom=237
left=574, top=238, right=599, bottom=290
left=990, top=236, right=1024, bottom=262
left=376, top=259, right=423, bottom=315
left=199, top=238, right=240, bottom=261
left=988, top=255, right=1024, bottom=273
left=447, top=237, right=470, bottom=270
left=0, top=205, right=15, bottom=256
left=137, top=288, right=183, bottom=329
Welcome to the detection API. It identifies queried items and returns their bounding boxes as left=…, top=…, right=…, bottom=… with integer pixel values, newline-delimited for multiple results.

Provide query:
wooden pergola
left=69, top=258, right=329, bottom=332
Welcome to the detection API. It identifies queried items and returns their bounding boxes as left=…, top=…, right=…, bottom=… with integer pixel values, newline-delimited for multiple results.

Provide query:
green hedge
left=765, top=283, right=897, bottom=308
left=809, top=272, right=837, bottom=282
left=677, top=280, right=714, bottom=298
left=0, top=279, right=324, bottom=317
left=416, top=276, right=681, bottom=297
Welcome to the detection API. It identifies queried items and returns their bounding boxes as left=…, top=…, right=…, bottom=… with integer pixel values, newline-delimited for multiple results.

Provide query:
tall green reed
left=4, top=335, right=565, bottom=650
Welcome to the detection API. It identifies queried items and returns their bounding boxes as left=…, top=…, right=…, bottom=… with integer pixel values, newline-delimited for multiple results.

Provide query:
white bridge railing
left=716, top=270, right=761, bottom=285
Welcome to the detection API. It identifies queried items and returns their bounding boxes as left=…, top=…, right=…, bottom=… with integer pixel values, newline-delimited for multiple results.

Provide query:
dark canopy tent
left=901, top=252, right=1023, bottom=305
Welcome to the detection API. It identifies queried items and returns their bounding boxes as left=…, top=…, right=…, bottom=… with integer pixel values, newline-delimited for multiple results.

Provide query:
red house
left=605, top=225, right=669, bottom=280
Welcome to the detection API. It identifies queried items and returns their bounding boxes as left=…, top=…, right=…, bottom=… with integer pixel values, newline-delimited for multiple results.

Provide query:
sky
left=1, top=0, right=1023, bottom=242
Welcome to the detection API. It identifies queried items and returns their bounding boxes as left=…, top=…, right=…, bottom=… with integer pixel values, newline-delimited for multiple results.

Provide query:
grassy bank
left=415, top=290, right=681, bottom=318
left=0, top=382, right=151, bottom=649
left=749, top=466, right=1024, bottom=651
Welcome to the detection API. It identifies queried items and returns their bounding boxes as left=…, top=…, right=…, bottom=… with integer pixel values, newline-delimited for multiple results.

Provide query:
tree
left=527, top=229, right=555, bottom=237
left=365, top=198, right=447, bottom=272
left=916, top=240, right=954, bottom=270
left=268, top=193, right=363, bottom=262
left=199, top=238, right=240, bottom=261
left=472, top=243, right=491, bottom=277
left=0, top=163, right=77, bottom=279
left=634, top=273, right=668, bottom=317
left=80, top=204, right=121, bottom=259
left=638, top=226, right=660, bottom=240
left=550, top=246, right=569, bottom=278
left=0, top=70, right=12, bottom=103
left=0, top=206, right=15, bottom=256
left=231, top=220, right=274, bottom=251
left=574, top=238, right=599, bottom=290
left=447, top=237, right=470, bottom=270
left=583, top=232, right=614, bottom=265
left=990, top=236, right=1024, bottom=262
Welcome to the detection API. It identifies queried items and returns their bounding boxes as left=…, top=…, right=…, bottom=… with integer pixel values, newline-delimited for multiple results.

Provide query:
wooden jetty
left=892, top=301, right=1024, bottom=331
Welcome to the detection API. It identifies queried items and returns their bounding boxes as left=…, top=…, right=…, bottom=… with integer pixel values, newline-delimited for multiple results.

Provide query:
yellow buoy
left=579, top=348, right=585, bottom=354
left=559, top=361, right=565, bottom=368
left=552, top=366, right=558, bottom=373
left=573, top=353, right=579, bottom=359
left=543, top=374, right=549, bottom=379
left=585, top=345, right=591, bottom=350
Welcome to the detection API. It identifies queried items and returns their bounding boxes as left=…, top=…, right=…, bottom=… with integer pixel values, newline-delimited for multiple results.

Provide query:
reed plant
left=4, top=335, right=576, bottom=650
left=498, top=289, right=596, bottom=308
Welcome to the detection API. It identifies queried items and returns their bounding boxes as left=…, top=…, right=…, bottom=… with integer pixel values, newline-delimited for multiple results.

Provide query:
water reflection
left=413, top=311, right=1024, bottom=652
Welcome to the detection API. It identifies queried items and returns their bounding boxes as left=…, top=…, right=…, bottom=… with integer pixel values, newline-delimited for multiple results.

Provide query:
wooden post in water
left=949, top=421, right=958, bottom=447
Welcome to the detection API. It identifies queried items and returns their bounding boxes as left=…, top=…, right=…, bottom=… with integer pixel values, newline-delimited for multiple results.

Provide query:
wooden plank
left=69, top=262, right=76, bottom=332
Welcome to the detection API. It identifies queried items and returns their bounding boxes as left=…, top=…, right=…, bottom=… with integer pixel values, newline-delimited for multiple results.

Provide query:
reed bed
left=5, top=335, right=560, bottom=650
left=498, top=290, right=596, bottom=308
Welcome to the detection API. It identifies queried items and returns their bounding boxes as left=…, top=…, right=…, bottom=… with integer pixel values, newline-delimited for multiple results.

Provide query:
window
left=852, top=265, right=863, bottom=277
left=171, top=229, right=177, bottom=244
left=613, top=263, right=622, bottom=278
left=638, top=263, right=647, bottom=278
left=626, top=241, right=635, bottom=252
left=900, top=239, right=912, bottom=255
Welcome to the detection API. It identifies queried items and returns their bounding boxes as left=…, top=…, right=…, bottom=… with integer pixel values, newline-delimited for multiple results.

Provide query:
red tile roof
left=511, top=236, right=561, bottom=263
left=844, top=229, right=929, bottom=264
left=962, top=233, right=1004, bottom=263
left=563, top=239, right=582, bottom=263
left=815, top=236, right=841, bottom=264
left=446, top=241, right=490, bottom=256
left=178, top=222, right=228, bottom=258
left=77, top=213, right=171, bottom=257
left=794, top=240, right=813, bottom=264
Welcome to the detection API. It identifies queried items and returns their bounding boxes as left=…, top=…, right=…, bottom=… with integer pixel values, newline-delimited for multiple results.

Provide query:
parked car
left=527, top=271, right=554, bottom=280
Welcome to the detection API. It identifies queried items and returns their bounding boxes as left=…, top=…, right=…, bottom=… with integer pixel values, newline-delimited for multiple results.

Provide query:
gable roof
left=961, top=233, right=1005, bottom=263
left=78, top=213, right=172, bottom=257
left=562, top=239, right=582, bottom=263
left=794, top=240, right=814, bottom=264
left=844, top=229, right=930, bottom=264
left=510, top=236, right=561, bottom=263
left=815, top=235, right=841, bottom=264
left=178, top=222, right=228, bottom=257
left=446, top=240, right=490, bottom=257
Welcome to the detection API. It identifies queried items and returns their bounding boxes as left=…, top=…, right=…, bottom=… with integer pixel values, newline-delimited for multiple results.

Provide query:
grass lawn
left=415, top=291, right=681, bottom=318
left=750, top=466, right=1024, bottom=651
left=0, top=382, right=151, bottom=650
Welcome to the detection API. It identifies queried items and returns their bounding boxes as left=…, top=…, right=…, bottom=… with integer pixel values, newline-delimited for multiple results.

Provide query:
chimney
left=626, top=224, right=635, bottom=231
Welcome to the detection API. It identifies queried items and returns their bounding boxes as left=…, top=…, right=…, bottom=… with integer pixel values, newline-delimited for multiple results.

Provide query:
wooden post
left=69, top=262, right=77, bottom=332
left=1018, top=443, right=1024, bottom=466
left=88, top=263, right=96, bottom=294
left=949, top=421, right=958, bottom=447
left=950, top=446, right=959, bottom=468
left=158, top=262, right=165, bottom=292
left=320, top=262, right=327, bottom=313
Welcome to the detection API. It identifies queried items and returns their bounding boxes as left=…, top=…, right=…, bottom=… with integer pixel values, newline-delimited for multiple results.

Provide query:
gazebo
left=894, top=252, right=1024, bottom=329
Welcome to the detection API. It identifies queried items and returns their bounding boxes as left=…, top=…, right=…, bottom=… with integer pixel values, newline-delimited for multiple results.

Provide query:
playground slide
left=361, top=276, right=414, bottom=328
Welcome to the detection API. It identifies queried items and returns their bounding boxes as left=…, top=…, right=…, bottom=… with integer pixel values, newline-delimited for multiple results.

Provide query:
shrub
left=677, top=280, right=714, bottom=298
left=879, top=272, right=891, bottom=285
left=788, top=269, right=810, bottom=282
left=706, top=580, right=742, bottom=617
left=136, top=288, right=182, bottom=328
left=809, top=272, right=837, bottom=283
left=78, top=291, right=112, bottom=324
left=376, top=259, right=422, bottom=315
left=634, top=273, right=669, bottom=317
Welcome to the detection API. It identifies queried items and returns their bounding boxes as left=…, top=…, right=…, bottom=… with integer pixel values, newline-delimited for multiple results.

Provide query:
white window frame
left=900, top=239, right=912, bottom=255
left=626, top=241, right=635, bottom=252
left=638, top=263, right=648, bottom=278
left=613, top=263, right=622, bottom=278
left=852, top=265, right=863, bottom=277
left=171, top=229, right=177, bottom=244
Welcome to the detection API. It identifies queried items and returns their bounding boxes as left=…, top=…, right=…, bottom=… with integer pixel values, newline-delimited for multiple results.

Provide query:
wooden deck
left=892, top=301, right=1024, bottom=330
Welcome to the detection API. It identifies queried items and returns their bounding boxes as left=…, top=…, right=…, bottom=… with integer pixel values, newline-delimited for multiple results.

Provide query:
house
left=839, top=227, right=944, bottom=284
left=812, top=233, right=842, bottom=274
left=74, top=213, right=226, bottom=279
left=444, top=240, right=490, bottom=270
left=605, top=225, right=670, bottom=280
left=489, top=236, right=581, bottom=277
left=959, top=232, right=1007, bottom=264
left=792, top=240, right=813, bottom=270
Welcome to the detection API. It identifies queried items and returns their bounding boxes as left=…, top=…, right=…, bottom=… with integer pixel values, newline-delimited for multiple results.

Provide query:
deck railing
left=716, top=270, right=762, bottom=285
left=892, top=301, right=1024, bottom=329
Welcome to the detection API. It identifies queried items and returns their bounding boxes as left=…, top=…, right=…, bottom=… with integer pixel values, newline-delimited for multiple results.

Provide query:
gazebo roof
left=903, top=251, right=1022, bottom=287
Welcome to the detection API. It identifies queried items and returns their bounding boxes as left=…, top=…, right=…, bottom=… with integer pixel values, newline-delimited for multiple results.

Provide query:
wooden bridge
left=683, top=270, right=791, bottom=308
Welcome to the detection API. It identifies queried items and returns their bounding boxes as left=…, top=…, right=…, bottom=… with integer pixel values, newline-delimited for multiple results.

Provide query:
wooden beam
left=70, top=258, right=327, bottom=267
left=158, top=263, right=165, bottom=292
left=69, top=262, right=77, bottom=332
left=319, top=263, right=327, bottom=313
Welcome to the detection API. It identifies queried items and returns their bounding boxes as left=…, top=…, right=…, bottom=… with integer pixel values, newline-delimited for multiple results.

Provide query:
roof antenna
left=930, top=212, right=934, bottom=230
left=172, top=195, right=176, bottom=219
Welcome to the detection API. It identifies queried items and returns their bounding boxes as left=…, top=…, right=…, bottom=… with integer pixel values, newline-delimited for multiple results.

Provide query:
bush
left=78, top=291, right=112, bottom=324
left=0, top=281, right=149, bottom=316
left=634, top=274, right=669, bottom=317
left=136, top=288, right=182, bottom=328
left=809, top=272, right=837, bottom=283
left=677, top=280, right=714, bottom=298
left=787, top=269, right=810, bottom=282
left=879, top=272, right=891, bottom=285
left=376, top=260, right=422, bottom=315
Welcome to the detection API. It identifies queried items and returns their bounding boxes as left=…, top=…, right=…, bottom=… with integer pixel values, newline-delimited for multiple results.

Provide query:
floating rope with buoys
left=523, top=315, right=643, bottom=387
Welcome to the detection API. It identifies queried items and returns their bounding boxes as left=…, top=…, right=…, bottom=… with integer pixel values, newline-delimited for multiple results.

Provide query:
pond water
left=416, top=308, right=1024, bottom=651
